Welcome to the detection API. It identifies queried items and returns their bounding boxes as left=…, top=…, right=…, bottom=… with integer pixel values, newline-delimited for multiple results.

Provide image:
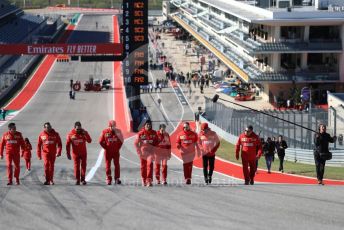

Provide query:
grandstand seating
left=0, top=1, right=21, bottom=20
left=198, top=14, right=225, bottom=31
left=209, top=38, right=224, bottom=52
left=0, top=14, right=46, bottom=44
left=198, top=29, right=210, bottom=40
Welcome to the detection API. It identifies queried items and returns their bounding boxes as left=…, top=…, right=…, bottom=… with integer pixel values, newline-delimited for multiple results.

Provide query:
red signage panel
left=0, top=43, right=123, bottom=55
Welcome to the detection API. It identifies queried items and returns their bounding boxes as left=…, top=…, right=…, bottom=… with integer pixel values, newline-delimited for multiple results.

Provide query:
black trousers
left=278, top=154, right=285, bottom=171
left=314, top=153, right=326, bottom=181
left=202, top=156, right=215, bottom=178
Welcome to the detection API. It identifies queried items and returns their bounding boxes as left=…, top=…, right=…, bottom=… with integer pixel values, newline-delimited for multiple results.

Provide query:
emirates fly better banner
left=0, top=43, right=123, bottom=55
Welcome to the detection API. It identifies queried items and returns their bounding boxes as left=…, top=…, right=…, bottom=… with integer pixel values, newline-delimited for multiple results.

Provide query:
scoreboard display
left=122, top=0, right=148, bottom=85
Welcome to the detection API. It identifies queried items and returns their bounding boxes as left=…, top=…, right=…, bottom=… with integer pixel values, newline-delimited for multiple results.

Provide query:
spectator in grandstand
left=314, top=124, right=336, bottom=185
left=235, top=125, right=263, bottom=185
left=275, top=135, right=288, bottom=173
left=263, top=137, right=275, bottom=173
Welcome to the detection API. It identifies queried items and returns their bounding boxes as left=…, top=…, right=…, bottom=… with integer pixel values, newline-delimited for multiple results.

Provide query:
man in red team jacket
left=155, top=124, right=171, bottom=185
left=37, top=122, right=62, bottom=185
left=235, top=125, right=262, bottom=185
left=198, top=123, right=220, bottom=184
left=99, top=120, right=124, bottom=185
left=176, top=122, right=199, bottom=185
left=0, top=123, right=25, bottom=185
left=66, top=121, right=92, bottom=185
left=134, top=120, right=159, bottom=187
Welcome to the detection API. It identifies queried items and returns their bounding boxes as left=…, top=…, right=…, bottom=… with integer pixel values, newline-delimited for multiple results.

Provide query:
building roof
left=196, top=0, right=344, bottom=24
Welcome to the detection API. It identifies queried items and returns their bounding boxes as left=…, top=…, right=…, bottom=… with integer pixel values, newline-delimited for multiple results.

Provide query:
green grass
left=15, top=0, right=163, bottom=10
left=217, top=139, right=344, bottom=180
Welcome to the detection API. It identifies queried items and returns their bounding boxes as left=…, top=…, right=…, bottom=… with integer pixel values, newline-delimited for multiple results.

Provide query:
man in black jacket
left=275, top=135, right=288, bottom=173
left=263, top=137, right=275, bottom=173
left=314, top=124, right=336, bottom=185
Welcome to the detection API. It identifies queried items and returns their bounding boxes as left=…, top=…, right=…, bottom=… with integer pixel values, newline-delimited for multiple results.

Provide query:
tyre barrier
left=73, top=81, right=81, bottom=91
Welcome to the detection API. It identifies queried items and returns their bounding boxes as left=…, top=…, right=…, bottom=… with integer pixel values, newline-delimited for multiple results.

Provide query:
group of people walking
left=0, top=119, right=336, bottom=186
left=134, top=121, right=220, bottom=186
left=0, top=121, right=123, bottom=186
left=261, top=136, right=288, bottom=173
left=0, top=119, right=221, bottom=187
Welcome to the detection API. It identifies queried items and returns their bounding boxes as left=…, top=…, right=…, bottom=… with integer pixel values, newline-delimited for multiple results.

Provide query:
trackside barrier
left=200, top=115, right=344, bottom=166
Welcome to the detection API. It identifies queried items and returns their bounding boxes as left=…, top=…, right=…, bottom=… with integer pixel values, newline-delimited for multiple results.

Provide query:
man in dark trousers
left=275, top=135, right=288, bottom=173
left=198, top=123, right=220, bottom=184
left=314, top=124, right=336, bottom=185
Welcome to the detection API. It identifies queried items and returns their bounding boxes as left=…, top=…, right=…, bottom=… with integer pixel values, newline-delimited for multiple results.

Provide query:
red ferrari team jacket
left=235, top=132, right=262, bottom=161
left=37, top=129, right=62, bottom=158
left=176, top=130, right=198, bottom=162
left=99, top=128, right=124, bottom=153
left=134, top=129, right=159, bottom=157
left=156, top=131, right=171, bottom=157
left=0, top=131, right=25, bottom=157
left=66, top=129, right=92, bottom=157
left=198, top=129, right=220, bottom=157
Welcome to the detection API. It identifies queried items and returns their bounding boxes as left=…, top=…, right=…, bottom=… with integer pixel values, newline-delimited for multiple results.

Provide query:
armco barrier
left=200, top=115, right=344, bottom=166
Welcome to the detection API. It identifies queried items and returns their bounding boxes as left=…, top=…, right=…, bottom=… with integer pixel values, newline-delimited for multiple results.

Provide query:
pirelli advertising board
left=122, top=0, right=149, bottom=85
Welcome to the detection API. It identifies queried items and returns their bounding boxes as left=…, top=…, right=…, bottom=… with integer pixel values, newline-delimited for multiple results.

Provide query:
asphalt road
left=0, top=15, right=343, bottom=230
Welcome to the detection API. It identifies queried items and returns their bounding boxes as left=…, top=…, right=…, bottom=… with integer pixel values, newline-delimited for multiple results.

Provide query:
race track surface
left=0, top=14, right=343, bottom=230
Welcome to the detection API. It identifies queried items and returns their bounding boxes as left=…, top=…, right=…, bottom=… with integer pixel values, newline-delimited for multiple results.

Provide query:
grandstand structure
left=165, top=0, right=344, bottom=103
left=0, top=0, right=64, bottom=97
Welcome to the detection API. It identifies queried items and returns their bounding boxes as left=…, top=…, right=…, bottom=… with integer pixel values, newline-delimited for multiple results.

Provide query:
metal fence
left=204, top=97, right=344, bottom=150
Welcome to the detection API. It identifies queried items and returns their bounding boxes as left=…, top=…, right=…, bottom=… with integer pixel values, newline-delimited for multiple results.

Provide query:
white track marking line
left=85, top=149, right=104, bottom=182
left=86, top=15, right=120, bottom=182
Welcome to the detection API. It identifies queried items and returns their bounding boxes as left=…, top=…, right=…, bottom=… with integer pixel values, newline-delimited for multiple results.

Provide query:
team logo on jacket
left=105, top=133, right=112, bottom=138
left=44, top=141, right=55, bottom=145
left=41, top=136, right=47, bottom=141
left=180, top=135, right=185, bottom=140
left=7, top=140, right=18, bottom=144
left=200, top=136, right=206, bottom=140
left=5, top=135, right=11, bottom=140
left=183, top=140, right=193, bottom=144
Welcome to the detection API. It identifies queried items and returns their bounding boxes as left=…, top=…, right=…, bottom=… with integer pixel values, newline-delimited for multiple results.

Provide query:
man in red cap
left=0, top=123, right=25, bottom=185
left=66, top=121, right=92, bottom=185
left=235, top=125, right=262, bottom=185
left=99, top=120, right=124, bottom=185
left=37, top=122, right=62, bottom=185
left=198, top=122, right=220, bottom=184
left=176, top=121, right=199, bottom=184
left=134, top=120, right=159, bottom=186
left=155, top=124, right=171, bottom=185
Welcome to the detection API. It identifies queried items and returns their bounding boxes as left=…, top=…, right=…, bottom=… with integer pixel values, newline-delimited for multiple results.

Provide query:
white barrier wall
left=201, top=115, right=344, bottom=166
